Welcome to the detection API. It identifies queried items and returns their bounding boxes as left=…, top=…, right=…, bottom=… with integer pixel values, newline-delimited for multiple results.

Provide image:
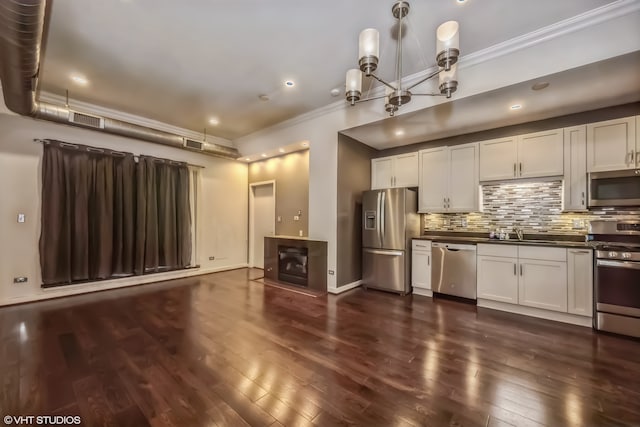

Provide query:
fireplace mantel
left=264, top=236, right=327, bottom=292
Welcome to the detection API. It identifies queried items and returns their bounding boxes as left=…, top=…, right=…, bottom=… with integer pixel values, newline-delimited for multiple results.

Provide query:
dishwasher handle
left=432, top=242, right=477, bottom=251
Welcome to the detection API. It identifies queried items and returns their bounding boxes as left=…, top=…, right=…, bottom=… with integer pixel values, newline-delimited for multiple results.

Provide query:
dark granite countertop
left=414, top=231, right=593, bottom=249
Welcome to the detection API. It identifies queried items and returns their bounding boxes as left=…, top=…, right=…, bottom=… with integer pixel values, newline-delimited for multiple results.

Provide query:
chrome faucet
left=513, top=227, right=524, bottom=241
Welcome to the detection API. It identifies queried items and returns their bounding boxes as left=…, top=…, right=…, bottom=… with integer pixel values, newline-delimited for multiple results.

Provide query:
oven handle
left=597, top=259, right=640, bottom=270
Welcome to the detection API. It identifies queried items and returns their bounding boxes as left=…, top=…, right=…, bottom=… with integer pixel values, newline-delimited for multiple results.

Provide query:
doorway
left=249, top=181, right=276, bottom=269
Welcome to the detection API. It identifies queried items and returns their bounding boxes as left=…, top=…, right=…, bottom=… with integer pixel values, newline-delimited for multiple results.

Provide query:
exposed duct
left=0, top=0, right=240, bottom=160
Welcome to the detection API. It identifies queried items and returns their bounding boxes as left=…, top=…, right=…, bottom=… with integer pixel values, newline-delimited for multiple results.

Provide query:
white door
left=477, top=256, right=518, bottom=303
left=393, top=153, right=419, bottom=188
left=518, top=259, right=568, bottom=312
left=411, top=250, right=431, bottom=290
left=567, top=249, right=593, bottom=317
left=418, top=147, right=448, bottom=213
left=250, top=182, right=275, bottom=269
left=448, top=143, right=478, bottom=212
left=371, top=157, right=394, bottom=189
left=517, top=129, right=564, bottom=178
left=479, top=137, right=517, bottom=181
left=563, top=125, right=588, bottom=212
left=586, top=116, right=636, bottom=172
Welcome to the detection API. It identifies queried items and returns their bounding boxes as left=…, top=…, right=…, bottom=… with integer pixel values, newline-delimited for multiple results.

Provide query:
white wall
left=0, top=114, right=248, bottom=305
left=233, top=3, right=640, bottom=293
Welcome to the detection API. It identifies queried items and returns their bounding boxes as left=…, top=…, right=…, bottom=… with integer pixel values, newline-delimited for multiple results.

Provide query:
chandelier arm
left=405, top=68, right=444, bottom=92
left=368, top=73, right=397, bottom=91
left=411, top=93, right=448, bottom=97
left=352, top=94, right=389, bottom=104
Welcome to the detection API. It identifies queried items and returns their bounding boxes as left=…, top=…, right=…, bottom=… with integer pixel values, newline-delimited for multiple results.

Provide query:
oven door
left=596, top=259, right=640, bottom=317
left=588, top=170, right=640, bottom=208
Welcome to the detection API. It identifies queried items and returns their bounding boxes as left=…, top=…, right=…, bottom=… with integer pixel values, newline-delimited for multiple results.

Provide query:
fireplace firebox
left=278, top=246, right=308, bottom=287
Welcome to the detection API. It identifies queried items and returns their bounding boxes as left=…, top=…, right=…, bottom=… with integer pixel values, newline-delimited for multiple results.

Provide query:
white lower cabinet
left=411, top=240, right=432, bottom=295
left=518, top=258, right=568, bottom=312
left=567, top=249, right=593, bottom=316
left=477, top=244, right=592, bottom=320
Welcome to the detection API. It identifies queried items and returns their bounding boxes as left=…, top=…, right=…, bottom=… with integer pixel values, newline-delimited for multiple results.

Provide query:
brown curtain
left=135, top=156, right=191, bottom=274
left=40, top=141, right=190, bottom=287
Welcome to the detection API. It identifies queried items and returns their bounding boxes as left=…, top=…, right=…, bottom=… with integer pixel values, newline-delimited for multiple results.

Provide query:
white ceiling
left=39, top=0, right=617, bottom=141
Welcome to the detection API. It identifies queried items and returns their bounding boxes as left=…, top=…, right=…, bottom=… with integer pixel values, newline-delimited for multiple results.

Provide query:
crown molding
left=38, top=91, right=235, bottom=148
left=234, top=0, right=639, bottom=143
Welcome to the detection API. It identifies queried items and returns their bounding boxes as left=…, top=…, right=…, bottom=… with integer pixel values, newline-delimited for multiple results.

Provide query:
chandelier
left=345, top=1, right=460, bottom=116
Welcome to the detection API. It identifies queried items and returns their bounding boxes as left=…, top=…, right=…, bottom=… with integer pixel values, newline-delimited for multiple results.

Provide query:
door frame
left=248, top=180, right=276, bottom=268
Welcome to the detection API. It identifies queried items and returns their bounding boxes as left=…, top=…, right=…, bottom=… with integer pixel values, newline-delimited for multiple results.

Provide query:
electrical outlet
left=277, top=216, right=282, bottom=223
left=328, top=270, right=335, bottom=275
left=294, top=215, right=300, bottom=221
left=17, top=213, right=25, bottom=223
left=13, top=277, right=28, bottom=284
left=299, top=230, right=303, bottom=236
left=461, top=218, right=468, bottom=228
left=572, top=219, right=583, bottom=229
left=443, top=218, right=450, bottom=227
left=208, top=256, right=215, bottom=261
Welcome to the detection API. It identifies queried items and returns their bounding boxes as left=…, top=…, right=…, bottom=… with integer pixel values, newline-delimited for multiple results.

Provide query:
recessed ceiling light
left=245, top=158, right=251, bottom=161
left=510, top=104, right=522, bottom=110
left=284, top=80, right=295, bottom=88
left=395, top=129, right=405, bottom=137
left=330, top=88, right=341, bottom=97
left=209, top=117, right=220, bottom=126
left=70, top=74, right=88, bottom=85
left=279, top=148, right=285, bottom=153
left=456, top=0, right=467, bottom=3
left=261, top=153, right=267, bottom=157
left=531, top=81, right=550, bottom=91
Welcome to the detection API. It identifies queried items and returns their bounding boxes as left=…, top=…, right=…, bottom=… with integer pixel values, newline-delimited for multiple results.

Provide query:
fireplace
left=278, top=246, right=308, bottom=287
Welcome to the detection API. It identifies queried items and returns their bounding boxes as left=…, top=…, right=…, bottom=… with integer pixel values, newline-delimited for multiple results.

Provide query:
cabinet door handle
left=520, top=264, right=523, bottom=276
left=513, top=163, right=516, bottom=177
left=513, top=263, right=516, bottom=276
left=631, top=151, right=635, bottom=164
left=519, top=162, right=523, bottom=175
left=428, top=255, right=430, bottom=266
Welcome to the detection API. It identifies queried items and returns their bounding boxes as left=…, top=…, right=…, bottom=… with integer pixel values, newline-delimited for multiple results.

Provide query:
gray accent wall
left=249, top=150, right=309, bottom=237
left=336, top=134, right=376, bottom=288
left=377, top=102, right=640, bottom=157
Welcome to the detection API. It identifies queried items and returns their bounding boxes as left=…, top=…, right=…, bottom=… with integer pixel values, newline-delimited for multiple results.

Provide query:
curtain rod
left=33, top=139, right=205, bottom=169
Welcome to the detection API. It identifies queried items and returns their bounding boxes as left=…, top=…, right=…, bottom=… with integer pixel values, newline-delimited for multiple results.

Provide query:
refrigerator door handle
left=376, top=191, right=382, bottom=245
left=380, top=191, right=386, bottom=247
left=364, top=248, right=403, bottom=256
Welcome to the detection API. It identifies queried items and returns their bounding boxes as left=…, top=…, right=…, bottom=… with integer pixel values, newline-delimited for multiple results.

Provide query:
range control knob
left=622, top=252, right=632, bottom=259
left=608, top=251, right=618, bottom=258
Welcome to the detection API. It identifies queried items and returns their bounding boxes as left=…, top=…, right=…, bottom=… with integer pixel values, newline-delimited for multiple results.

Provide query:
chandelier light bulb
left=436, top=21, right=460, bottom=70
left=439, top=63, right=458, bottom=98
left=345, top=69, right=363, bottom=105
left=358, top=28, right=380, bottom=74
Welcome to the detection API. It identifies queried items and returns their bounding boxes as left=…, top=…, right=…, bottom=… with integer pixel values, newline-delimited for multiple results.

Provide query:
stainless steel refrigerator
left=362, top=188, right=420, bottom=295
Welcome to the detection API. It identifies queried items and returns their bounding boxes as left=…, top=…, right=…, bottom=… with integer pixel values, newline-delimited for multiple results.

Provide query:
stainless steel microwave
left=588, top=169, right=640, bottom=208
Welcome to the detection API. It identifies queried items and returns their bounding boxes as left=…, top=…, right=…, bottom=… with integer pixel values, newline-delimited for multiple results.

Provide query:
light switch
left=17, top=213, right=25, bottom=223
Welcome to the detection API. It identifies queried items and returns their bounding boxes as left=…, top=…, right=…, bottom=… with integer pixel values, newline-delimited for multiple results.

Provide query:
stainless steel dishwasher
left=432, top=242, right=477, bottom=299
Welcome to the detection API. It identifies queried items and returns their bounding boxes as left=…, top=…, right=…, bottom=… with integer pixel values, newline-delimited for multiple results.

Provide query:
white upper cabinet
left=479, top=137, right=517, bottom=181
left=586, top=116, right=637, bottom=172
left=517, top=129, right=564, bottom=178
left=563, top=125, right=588, bottom=212
left=418, top=147, right=448, bottom=212
left=371, top=153, right=418, bottom=189
left=448, top=143, right=479, bottom=212
left=394, top=153, right=420, bottom=188
left=479, top=129, right=564, bottom=181
left=418, top=143, right=478, bottom=213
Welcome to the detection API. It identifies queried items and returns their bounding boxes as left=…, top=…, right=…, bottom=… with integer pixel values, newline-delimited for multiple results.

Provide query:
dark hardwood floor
left=1, top=268, right=639, bottom=427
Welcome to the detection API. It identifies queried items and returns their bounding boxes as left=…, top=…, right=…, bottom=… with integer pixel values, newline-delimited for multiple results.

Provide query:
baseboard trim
left=477, top=299, right=593, bottom=327
left=329, top=280, right=362, bottom=294
left=0, top=263, right=248, bottom=307
left=412, top=288, right=433, bottom=297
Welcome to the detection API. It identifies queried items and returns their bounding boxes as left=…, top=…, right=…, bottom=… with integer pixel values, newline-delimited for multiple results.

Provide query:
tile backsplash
left=423, top=180, right=640, bottom=235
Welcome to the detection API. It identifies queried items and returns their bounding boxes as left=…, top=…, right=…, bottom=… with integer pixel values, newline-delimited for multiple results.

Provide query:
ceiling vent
left=69, top=111, right=105, bottom=129
left=184, top=138, right=204, bottom=150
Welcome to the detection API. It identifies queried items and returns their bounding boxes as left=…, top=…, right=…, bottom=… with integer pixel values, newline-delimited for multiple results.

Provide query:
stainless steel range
left=589, top=220, right=640, bottom=338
